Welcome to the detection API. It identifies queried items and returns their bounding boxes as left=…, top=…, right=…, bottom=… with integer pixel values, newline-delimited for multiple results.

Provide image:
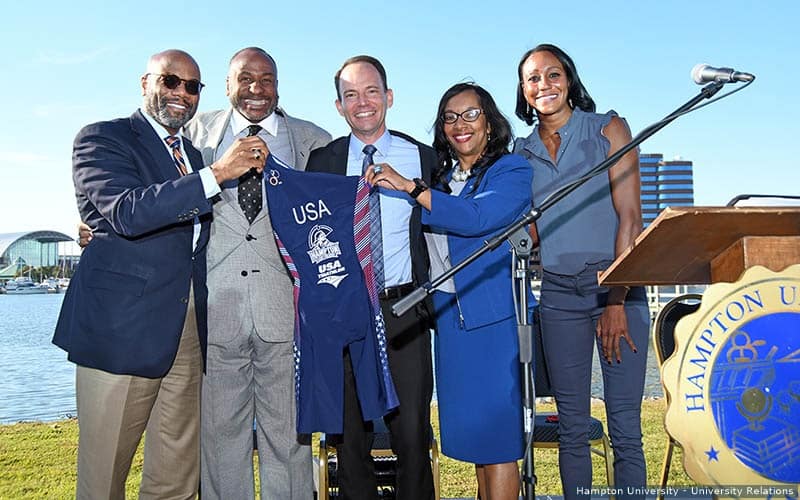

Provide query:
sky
left=1, top=0, right=798, bottom=243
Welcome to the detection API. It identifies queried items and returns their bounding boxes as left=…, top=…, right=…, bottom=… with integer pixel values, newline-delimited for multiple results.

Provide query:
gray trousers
left=200, top=328, right=311, bottom=500
left=539, top=269, right=650, bottom=500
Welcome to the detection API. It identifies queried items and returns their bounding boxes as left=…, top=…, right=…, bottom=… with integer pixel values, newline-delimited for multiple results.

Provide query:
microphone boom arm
left=392, top=80, right=727, bottom=318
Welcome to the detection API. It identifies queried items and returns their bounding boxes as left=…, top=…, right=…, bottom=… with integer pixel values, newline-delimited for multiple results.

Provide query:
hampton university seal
left=662, top=265, right=800, bottom=498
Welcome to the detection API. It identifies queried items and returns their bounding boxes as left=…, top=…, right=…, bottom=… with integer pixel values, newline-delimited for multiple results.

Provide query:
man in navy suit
left=53, top=49, right=266, bottom=500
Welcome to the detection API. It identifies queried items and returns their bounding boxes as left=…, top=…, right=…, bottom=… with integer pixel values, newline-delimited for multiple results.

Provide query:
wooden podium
left=597, top=206, right=800, bottom=494
left=597, top=206, right=800, bottom=287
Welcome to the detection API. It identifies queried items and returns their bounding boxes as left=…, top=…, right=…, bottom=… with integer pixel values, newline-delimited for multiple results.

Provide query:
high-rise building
left=639, top=154, right=702, bottom=314
left=640, top=153, right=694, bottom=226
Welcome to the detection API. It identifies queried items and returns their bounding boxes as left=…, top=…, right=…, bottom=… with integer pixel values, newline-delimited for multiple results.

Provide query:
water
left=0, top=293, right=665, bottom=424
left=0, top=293, right=75, bottom=424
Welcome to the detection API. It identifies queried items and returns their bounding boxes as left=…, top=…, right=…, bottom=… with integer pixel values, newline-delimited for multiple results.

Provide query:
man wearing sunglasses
left=183, top=47, right=331, bottom=500
left=54, top=49, right=267, bottom=499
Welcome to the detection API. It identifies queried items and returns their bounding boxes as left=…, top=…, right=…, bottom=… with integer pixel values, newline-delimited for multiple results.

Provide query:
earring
left=569, top=98, right=574, bottom=108
left=487, top=131, right=492, bottom=142
left=526, top=102, right=532, bottom=115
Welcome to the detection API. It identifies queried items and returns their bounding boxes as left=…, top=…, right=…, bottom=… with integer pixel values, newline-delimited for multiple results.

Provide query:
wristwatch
left=409, top=178, right=429, bottom=199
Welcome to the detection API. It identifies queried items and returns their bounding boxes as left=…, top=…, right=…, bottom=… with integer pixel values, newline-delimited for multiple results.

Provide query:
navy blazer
left=53, top=110, right=213, bottom=378
left=424, top=154, right=536, bottom=330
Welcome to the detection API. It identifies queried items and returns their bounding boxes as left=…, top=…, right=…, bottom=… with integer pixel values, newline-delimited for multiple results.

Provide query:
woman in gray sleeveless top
left=513, top=44, right=650, bottom=500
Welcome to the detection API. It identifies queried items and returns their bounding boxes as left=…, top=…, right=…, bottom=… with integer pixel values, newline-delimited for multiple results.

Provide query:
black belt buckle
left=380, top=283, right=415, bottom=300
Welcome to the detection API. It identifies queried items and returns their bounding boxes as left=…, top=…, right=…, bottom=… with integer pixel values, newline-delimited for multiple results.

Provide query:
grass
left=0, top=399, right=696, bottom=499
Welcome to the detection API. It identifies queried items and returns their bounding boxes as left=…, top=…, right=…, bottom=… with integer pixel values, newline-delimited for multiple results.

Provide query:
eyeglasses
left=148, top=73, right=205, bottom=95
left=441, top=108, right=483, bottom=124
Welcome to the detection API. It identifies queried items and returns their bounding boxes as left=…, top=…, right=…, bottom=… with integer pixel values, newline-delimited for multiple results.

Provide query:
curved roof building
left=0, top=231, right=75, bottom=275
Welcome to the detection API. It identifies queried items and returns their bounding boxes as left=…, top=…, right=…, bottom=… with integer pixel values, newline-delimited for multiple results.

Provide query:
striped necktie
left=165, top=136, right=187, bottom=176
left=238, top=124, right=263, bottom=224
left=362, top=144, right=384, bottom=290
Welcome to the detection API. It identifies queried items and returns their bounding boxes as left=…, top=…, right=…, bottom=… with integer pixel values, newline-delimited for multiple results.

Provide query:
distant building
left=0, top=231, right=77, bottom=278
left=640, top=153, right=694, bottom=227
left=638, top=154, right=703, bottom=314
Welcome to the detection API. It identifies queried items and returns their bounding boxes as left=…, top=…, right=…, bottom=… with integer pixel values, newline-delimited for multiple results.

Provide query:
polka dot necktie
left=362, top=144, right=384, bottom=290
left=238, top=124, right=263, bottom=224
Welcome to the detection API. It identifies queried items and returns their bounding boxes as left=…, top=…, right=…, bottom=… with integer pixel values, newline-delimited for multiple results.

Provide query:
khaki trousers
left=75, top=290, right=202, bottom=500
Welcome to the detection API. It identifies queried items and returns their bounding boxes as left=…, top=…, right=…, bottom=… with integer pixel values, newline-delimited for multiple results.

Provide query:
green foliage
left=0, top=401, right=695, bottom=499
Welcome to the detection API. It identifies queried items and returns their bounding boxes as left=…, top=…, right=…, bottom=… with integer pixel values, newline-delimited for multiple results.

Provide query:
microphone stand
left=392, top=80, right=726, bottom=500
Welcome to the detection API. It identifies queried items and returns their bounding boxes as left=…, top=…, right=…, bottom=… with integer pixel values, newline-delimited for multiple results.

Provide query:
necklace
left=452, top=165, right=470, bottom=182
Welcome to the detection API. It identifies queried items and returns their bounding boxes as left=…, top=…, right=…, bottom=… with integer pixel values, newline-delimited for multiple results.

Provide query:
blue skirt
left=433, top=292, right=525, bottom=464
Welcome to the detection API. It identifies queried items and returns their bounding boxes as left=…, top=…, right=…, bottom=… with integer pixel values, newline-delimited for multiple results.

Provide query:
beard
left=144, top=90, right=197, bottom=130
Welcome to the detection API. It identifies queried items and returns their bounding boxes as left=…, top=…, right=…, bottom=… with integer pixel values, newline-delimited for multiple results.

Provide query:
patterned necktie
left=165, top=136, right=187, bottom=176
left=238, top=124, right=264, bottom=224
left=362, top=144, right=384, bottom=290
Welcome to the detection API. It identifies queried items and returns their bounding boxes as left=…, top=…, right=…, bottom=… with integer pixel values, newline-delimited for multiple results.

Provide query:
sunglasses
left=148, top=73, right=205, bottom=95
left=441, top=107, right=483, bottom=124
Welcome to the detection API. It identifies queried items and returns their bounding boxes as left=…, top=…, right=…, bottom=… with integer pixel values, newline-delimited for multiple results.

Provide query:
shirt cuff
left=198, top=167, right=222, bottom=199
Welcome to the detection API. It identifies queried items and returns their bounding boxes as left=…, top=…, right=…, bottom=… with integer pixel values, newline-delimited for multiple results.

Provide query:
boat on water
left=4, top=277, right=52, bottom=295
left=56, top=277, right=70, bottom=290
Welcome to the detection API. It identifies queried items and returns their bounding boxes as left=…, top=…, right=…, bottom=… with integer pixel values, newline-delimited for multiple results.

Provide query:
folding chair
left=651, top=293, right=702, bottom=500
left=318, top=418, right=440, bottom=500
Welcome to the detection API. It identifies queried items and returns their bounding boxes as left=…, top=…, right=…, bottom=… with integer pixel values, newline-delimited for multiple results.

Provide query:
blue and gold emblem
left=662, top=265, right=800, bottom=497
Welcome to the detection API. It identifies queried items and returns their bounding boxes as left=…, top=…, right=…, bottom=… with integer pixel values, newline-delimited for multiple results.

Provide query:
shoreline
left=1, top=397, right=672, bottom=426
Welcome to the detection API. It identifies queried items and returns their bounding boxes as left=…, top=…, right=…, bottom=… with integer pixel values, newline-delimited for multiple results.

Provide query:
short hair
left=229, top=47, right=277, bottom=76
left=432, top=82, right=513, bottom=191
left=334, top=55, right=387, bottom=100
left=515, top=43, right=595, bottom=126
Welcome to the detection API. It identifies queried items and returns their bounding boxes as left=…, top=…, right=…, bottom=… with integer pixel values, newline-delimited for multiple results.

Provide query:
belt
left=379, top=283, right=415, bottom=300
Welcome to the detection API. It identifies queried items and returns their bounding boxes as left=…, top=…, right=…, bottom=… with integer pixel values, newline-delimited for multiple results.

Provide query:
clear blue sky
left=1, top=0, right=797, bottom=239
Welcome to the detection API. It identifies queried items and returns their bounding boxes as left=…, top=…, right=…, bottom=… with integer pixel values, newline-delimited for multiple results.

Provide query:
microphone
left=691, top=64, right=755, bottom=84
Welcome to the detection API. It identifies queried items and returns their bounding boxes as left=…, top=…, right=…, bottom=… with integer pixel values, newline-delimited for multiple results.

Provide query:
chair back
left=652, top=294, right=702, bottom=366
left=726, top=194, right=800, bottom=207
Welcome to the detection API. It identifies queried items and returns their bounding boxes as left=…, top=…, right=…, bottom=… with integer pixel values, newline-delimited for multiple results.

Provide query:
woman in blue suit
left=367, top=82, right=534, bottom=499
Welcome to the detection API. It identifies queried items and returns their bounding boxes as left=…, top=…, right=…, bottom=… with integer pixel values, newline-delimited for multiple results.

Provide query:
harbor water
left=0, top=293, right=664, bottom=425
left=0, top=293, right=76, bottom=423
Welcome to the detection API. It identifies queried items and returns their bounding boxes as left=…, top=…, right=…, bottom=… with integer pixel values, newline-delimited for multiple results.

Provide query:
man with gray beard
left=54, top=49, right=265, bottom=500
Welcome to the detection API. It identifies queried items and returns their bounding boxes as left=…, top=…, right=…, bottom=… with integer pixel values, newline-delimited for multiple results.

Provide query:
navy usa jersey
left=264, top=155, right=398, bottom=433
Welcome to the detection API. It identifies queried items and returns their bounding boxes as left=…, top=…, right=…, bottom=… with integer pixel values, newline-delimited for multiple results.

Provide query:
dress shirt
left=219, top=110, right=293, bottom=207
left=226, top=110, right=292, bottom=162
left=230, top=108, right=279, bottom=137
left=346, top=130, right=420, bottom=288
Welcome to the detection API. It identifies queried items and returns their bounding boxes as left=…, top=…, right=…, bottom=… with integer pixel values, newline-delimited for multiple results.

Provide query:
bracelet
left=409, top=178, right=429, bottom=199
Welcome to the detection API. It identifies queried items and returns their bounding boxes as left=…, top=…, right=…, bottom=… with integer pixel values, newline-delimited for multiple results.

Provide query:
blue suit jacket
left=53, top=110, right=213, bottom=378
left=424, top=153, right=536, bottom=330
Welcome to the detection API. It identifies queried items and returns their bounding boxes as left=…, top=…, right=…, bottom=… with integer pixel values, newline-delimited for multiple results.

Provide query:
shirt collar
left=231, top=108, right=279, bottom=137
left=520, top=107, right=585, bottom=156
left=348, top=129, right=392, bottom=161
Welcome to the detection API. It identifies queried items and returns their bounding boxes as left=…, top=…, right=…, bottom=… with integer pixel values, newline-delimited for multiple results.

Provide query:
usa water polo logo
left=662, top=265, right=800, bottom=494
left=306, top=224, right=348, bottom=288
